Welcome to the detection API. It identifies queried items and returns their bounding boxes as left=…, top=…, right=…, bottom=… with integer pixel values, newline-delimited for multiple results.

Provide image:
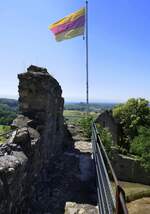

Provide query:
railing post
left=116, top=185, right=128, bottom=214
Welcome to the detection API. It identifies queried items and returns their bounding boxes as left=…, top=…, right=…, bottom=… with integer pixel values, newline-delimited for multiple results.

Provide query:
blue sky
left=0, top=0, right=150, bottom=102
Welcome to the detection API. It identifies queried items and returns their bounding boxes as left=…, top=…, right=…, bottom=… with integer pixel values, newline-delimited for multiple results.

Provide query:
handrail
left=92, top=122, right=128, bottom=214
left=93, top=122, right=119, bottom=185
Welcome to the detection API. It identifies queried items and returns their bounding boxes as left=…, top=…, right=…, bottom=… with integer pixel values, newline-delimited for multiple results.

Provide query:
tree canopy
left=113, top=98, right=150, bottom=151
left=112, top=98, right=150, bottom=171
left=130, top=126, right=150, bottom=171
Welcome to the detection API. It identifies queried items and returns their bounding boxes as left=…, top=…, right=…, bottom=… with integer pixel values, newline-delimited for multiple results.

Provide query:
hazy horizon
left=0, top=94, right=146, bottom=104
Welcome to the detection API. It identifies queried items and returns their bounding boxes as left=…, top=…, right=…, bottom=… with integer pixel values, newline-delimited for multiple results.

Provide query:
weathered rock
left=11, top=115, right=32, bottom=128
left=74, top=141, right=92, bottom=153
left=13, top=128, right=32, bottom=157
left=0, top=65, right=65, bottom=214
left=18, top=65, right=64, bottom=160
left=65, top=202, right=98, bottom=214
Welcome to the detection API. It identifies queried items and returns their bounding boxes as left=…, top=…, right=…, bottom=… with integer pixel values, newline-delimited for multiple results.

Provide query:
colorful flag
left=49, top=8, right=85, bottom=42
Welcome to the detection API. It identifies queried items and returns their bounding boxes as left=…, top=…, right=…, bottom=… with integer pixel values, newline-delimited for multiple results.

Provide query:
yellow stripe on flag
left=49, top=8, right=85, bottom=29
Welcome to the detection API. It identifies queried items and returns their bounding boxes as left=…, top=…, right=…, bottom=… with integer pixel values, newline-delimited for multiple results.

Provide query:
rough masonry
left=0, top=65, right=65, bottom=214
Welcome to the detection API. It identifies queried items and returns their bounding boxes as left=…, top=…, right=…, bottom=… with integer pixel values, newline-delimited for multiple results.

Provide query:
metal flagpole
left=85, top=0, right=89, bottom=112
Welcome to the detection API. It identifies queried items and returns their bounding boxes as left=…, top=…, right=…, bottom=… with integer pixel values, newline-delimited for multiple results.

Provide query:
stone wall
left=0, top=65, right=64, bottom=214
left=95, top=111, right=121, bottom=144
left=111, top=148, right=150, bottom=185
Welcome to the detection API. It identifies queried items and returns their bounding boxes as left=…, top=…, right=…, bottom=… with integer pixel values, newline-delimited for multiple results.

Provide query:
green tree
left=130, top=126, right=150, bottom=171
left=113, top=98, right=150, bottom=151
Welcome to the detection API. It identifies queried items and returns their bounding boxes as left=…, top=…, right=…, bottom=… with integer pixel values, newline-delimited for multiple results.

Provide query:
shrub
left=78, top=115, right=93, bottom=139
left=96, top=124, right=112, bottom=153
left=130, top=126, right=150, bottom=171
left=113, top=98, right=150, bottom=151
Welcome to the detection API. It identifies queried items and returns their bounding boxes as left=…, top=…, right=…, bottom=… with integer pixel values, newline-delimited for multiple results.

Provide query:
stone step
left=65, top=202, right=98, bottom=214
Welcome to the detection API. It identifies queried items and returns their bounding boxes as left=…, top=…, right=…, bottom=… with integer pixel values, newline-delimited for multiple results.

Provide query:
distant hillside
left=0, top=98, right=18, bottom=125
left=64, top=102, right=117, bottom=112
left=0, top=98, right=18, bottom=109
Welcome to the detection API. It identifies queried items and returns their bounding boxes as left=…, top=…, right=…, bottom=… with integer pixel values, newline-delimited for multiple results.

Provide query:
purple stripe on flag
left=51, top=15, right=85, bottom=35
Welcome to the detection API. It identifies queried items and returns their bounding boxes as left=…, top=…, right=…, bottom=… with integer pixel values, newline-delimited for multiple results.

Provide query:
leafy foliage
left=78, top=115, right=93, bottom=138
left=78, top=114, right=112, bottom=154
left=96, top=124, right=112, bottom=153
left=112, top=98, right=150, bottom=171
left=113, top=98, right=150, bottom=151
left=130, top=126, right=150, bottom=171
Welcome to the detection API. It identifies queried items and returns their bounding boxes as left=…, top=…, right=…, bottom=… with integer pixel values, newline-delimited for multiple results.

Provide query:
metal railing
left=91, top=122, right=128, bottom=214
